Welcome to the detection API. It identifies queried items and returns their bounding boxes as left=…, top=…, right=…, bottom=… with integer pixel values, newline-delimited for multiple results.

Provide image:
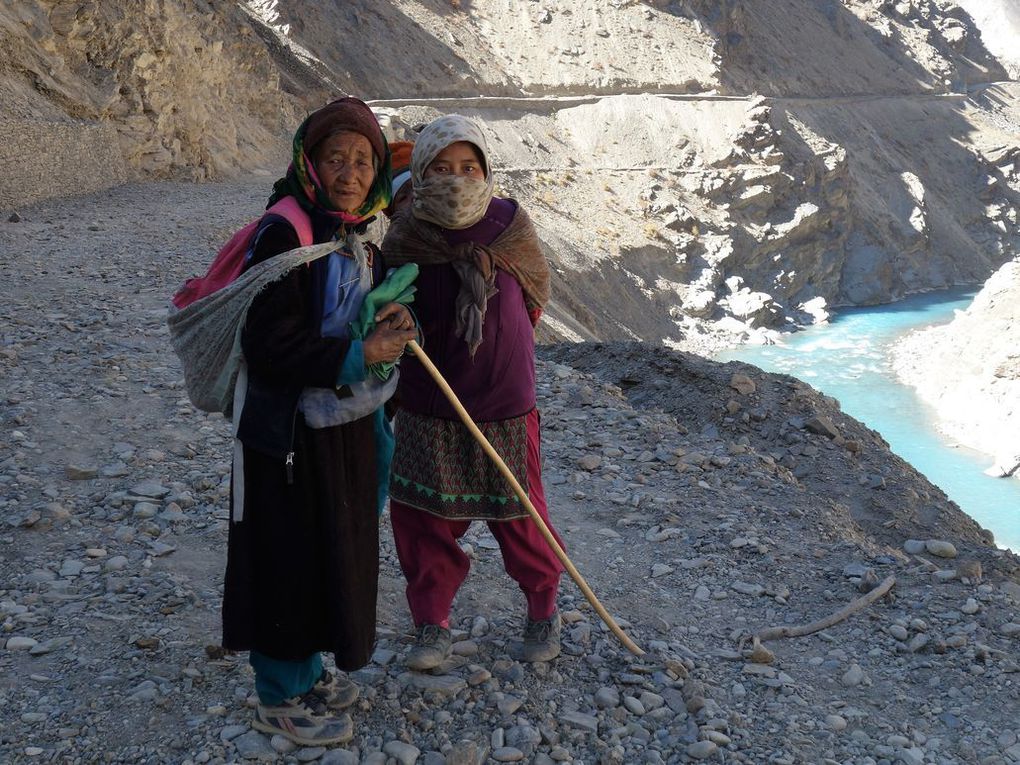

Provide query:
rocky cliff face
left=956, top=0, right=1020, bottom=79
left=0, top=0, right=300, bottom=207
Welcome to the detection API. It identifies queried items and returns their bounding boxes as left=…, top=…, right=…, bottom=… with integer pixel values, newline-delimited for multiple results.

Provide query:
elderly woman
left=222, top=98, right=416, bottom=746
left=382, top=115, right=564, bottom=670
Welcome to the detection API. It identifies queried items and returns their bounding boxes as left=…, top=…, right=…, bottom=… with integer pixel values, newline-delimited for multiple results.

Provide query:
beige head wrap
left=411, top=115, right=495, bottom=230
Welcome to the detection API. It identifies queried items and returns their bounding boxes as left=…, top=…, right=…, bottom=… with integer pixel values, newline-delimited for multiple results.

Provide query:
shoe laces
left=297, top=691, right=328, bottom=717
left=525, top=617, right=554, bottom=642
left=419, top=623, right=446, bottom=644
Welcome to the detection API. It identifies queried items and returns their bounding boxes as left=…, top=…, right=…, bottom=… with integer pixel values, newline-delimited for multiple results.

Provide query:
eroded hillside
left=0, top=0, right=1018, bottom=338
left=0, top=0, right=300, bottom=198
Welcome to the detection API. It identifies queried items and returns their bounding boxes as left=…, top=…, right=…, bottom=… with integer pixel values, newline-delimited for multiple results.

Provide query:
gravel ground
left=2, top=181, right=1020, bottom=765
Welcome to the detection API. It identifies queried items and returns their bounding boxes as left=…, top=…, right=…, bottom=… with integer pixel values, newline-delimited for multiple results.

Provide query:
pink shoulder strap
left=265, top=196, right=314, bottom=247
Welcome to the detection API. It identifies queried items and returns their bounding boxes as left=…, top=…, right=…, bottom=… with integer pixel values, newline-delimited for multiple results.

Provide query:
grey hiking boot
left=311, top=668, right=359, bottom=710
left=406, top=624, right=452, bottom=670
left=519, top=611, right=562, bottom=662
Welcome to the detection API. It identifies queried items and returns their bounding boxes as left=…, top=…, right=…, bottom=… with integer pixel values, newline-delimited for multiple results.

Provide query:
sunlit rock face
left=1, top=0, right=1017, bottom=343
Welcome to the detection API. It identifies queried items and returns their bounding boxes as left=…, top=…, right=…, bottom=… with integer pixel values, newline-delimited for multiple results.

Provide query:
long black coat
left=221, top=216, right=381, bottom=668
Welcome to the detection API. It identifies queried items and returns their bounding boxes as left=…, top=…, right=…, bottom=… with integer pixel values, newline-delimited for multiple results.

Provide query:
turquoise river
left=717, top=288, right=1020, bottom=552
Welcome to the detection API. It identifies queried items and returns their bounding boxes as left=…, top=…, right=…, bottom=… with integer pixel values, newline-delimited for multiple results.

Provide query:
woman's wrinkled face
left=313, top=131, right=375, bottom=212
left=424, top=141, right=485, bottom=181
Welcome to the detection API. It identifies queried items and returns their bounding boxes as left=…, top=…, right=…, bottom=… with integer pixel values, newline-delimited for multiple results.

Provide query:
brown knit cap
left=304, top=97, right=386, bottom=162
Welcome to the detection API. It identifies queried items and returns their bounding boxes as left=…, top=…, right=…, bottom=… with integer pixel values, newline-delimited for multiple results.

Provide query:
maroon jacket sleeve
left=240, top=221, right=348, bottom=389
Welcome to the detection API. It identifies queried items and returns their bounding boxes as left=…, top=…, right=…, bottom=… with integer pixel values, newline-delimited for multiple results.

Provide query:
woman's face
left=313, top=131, right=375, bottom=212
left=424, top=141, right=485, bottom=180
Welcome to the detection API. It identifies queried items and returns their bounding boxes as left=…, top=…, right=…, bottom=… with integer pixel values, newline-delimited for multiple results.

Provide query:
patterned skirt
left=389, top=409, right=531, bottom=521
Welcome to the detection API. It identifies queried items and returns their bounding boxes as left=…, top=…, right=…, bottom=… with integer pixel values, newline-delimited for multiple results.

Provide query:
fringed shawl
left=382, top=204, right=550, bottom=355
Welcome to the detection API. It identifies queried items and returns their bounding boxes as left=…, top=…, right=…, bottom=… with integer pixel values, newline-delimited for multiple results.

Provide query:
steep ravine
left=2, top=1, right=1017, bottom=341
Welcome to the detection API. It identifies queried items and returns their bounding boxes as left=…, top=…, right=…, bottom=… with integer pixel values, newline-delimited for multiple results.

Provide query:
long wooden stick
left=406, top=340, right=645, bottom=656
left=756, top=575, right=896, bottom=641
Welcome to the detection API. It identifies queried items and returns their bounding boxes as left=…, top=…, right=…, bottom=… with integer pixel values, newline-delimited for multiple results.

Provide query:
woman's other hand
left=363, top=323, right=417, bottom=366
left=374, top=302, right=414, bottom=331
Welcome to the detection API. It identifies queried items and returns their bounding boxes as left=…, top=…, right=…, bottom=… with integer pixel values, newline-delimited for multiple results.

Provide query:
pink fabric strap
left=266, top=196, right=314, bottom=247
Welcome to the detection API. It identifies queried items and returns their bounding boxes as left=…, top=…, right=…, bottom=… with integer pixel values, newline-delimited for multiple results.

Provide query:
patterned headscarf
left=269, top=97, right=392, bottom=225
left=411, top=115, right=495, bottom=230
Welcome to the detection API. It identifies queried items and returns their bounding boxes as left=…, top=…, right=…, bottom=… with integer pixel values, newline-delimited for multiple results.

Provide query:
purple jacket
left=397, top=198, right=537, bottom=422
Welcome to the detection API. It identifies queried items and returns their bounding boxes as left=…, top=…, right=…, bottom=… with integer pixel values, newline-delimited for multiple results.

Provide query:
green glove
left=351, top=263, right=419, bottom=380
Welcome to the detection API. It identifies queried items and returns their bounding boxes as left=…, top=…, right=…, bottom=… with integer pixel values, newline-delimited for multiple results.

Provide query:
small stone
left=857, top=568, right=881, bottom=592
left=8, top=212, right=22, bottom=222
left=104, top=556, right=130, bottom=572
left=1000, top=623, right=1020, bottom=637
left=559, top=710, right=598, bottom=732
left=888, top=624, right=909, bottom=641
left=133, top=501, right=158, bottom=518
left=233, top=730, right=275, bottom=760
left=66, top=465, right=98, bottom=480
left=623, top=695, right=645, bottom=714
left=903, top=539, right=926, bottom=555
left=650, top=563, right=673, bottom=578
left=749, top=641, right=775, bottom=664
left=131, top=481, right=171, bottom=498
left=59, top=559, right=85, bottom=577
left=841, top=664, right=865, bottom=687
left=270, top=734, right=297, bottom=753
left=445, top=741, right=482, bottom=765
left=730, top=373, right=756, bottom=395
left=842, top=562, right=870, bottom=578
left=595, top=687, right=620, bottom=708
left=1002, top=580, right=1020, bottom=603
left=321, top=750, right=358, bottom=765
left=945, top=634, right=967, bottom=649
left=578, top=454, right=602, bottom=471
left=219, top=724, right=248, bottom=742
left=451, top=639, right=478, bottom=657
left=925, top=539, right=958, bottom=558
left=732, top=581, right=765, bottom=596
left=383, top=740, right=421, bottom=765
left=686, top=740, right=719, bottom=759
left=956, top=559, right=982, bottom=581
left=399, top=672, right=466, bottom=695
left=29, top=636, right=73, bottom=656
left=825, top=714, right=847, bottom=731
left=492, top=747, right=525, bottom=762
left=804, top=415, right=840, bottom=439
left=18, top=510, right=42, bottom=528
left=908, top=633, right=930, bottom=653
left=5, top=636, right=39, bottom=651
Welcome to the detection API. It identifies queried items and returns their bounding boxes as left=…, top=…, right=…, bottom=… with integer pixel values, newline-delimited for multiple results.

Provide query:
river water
left=716, top=288, right=1020, bottom=552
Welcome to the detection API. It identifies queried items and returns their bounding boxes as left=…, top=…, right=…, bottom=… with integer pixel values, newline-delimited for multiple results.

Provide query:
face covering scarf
left=410, top=114, right=495, bottom=230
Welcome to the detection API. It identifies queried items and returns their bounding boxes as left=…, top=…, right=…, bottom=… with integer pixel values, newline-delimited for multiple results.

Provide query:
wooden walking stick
left=406, top=340, right=645, bottom=657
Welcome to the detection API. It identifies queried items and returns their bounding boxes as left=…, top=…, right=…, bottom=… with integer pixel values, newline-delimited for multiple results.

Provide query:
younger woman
left=382, top=115, right=564, bottom=669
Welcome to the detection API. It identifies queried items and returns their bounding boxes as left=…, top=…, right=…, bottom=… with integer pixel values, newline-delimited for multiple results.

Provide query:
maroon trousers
left=390, top=409, right=564, bottom=627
